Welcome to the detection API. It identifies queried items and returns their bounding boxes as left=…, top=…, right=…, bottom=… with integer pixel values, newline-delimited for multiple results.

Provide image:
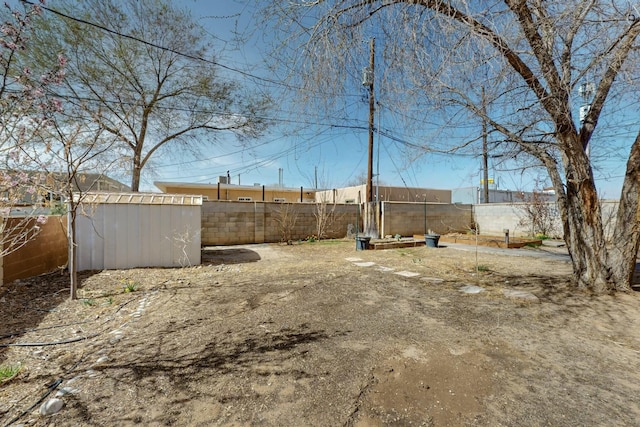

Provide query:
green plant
left=83, top=298, right=96, bottom=306
left=476, top=265, right=490, bottom=272
left=0, top=364, right=21, bottom=382
left=121, top=279, right=139, bottom=293
left=306, top=235, right=318, bottom=243
left=535, top=233, right=550, bottom=240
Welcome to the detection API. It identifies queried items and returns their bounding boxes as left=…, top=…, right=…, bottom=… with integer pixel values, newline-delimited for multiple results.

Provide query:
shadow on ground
left=91, top=324, right=335, bottom=425
left=0, top=271, right=98, bottom=364
left=202, top=248, right=262, bottom=265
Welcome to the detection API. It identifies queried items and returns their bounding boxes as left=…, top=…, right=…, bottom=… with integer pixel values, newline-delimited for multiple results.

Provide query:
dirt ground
left=1, top=240, right=640, bottom=427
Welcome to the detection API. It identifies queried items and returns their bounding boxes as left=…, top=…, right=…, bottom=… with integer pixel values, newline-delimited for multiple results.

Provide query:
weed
left=0, top=364, right=21, bottom=382
left=121, top=279, right=139, bottom=293
left=83, top=298, right=96, bottom=306
left=476, top=265, right=490, bottom=272
left=306, top=235, right=318, bottom=243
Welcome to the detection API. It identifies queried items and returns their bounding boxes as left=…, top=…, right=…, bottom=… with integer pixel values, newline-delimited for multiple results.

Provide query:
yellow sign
left=480, top=179, right=494, bottom=184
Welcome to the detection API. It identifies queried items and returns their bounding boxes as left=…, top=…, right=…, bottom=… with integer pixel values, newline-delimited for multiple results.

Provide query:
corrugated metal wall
left=76, top=201, right=201, bottom=271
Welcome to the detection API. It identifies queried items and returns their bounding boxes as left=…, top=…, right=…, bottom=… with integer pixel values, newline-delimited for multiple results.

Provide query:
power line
left=19, top=0, right=363, bottom=99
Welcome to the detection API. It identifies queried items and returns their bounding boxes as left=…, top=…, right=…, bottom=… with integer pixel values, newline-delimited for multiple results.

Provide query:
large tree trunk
left=558, top=134, right=612, bottom=292
left=559, top=132, right=640, bottom=292
left=607, top=130, right=640, bottom=291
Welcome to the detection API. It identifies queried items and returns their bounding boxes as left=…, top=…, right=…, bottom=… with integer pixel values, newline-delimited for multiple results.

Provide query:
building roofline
left=154, top=181, right=317, bottom=193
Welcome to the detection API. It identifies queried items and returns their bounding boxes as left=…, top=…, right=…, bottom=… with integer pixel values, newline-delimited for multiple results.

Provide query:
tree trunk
left=607, top=131, right=640, bottom=291
left=131, top=152, right=142, bottom=192
left=68, top=206, right=78, bottom=300
left=559, top=132, right=640, bottom=292
left=558, top=134, right=612, bottom=292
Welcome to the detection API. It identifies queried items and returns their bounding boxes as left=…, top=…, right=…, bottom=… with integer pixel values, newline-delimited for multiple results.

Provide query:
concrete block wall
left=202, top=201, right=258, bottom=245
left=473, top=203, right=536, bottom=237
left=202, top=201, right=359, bottom=245
left=380, top=202, right=473, bottom=237
left=474, top=200, right=618, bottom=239
left=2, top=215, right=68, bottom=285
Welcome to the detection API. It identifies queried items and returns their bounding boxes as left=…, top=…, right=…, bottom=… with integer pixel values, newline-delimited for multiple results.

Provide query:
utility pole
left=366, top=38, right=375, bottom=204
left=482, top=86, right=489, bottom=204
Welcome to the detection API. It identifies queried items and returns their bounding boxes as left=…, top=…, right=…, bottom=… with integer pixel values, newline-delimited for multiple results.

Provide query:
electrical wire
left=19, top=0, right=363, bottom=99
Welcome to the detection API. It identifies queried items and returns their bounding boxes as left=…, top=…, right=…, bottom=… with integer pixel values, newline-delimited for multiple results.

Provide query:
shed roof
left=75, top=192, right=202, bottom=206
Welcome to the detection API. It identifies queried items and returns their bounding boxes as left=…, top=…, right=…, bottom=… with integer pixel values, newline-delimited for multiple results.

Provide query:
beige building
left=156, top=181, right=452, bottom=204
left=315, top=184, right=451, bottom=204
left=155, top=181, right=317, bottom=203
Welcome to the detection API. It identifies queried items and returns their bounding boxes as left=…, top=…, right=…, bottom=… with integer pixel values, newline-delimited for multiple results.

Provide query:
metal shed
left=75, top=192, right=202, bottom=271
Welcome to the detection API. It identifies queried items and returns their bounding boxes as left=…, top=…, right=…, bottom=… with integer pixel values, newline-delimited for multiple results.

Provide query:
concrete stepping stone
left=345, top=257, right=363, bottom=262
left=354, top=262, right=376, bottom=267
left=460, top=285, right=485, bottom=294
left=395, top=271, right=420, bottom=277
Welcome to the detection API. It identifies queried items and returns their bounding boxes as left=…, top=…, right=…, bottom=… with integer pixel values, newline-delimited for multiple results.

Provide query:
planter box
left=433, top=233, right=542, bottom=249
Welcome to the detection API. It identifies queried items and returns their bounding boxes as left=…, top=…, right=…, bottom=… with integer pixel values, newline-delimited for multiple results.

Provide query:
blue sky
left=9, top=0, right=632, bottom=197
left=147, top=0, right=632, bottom=199
left=143, top=0, right=512, bottom=194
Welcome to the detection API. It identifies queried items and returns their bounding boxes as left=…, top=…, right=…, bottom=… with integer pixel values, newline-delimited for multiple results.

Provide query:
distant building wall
left=380, top=202, right=473, bottom=237
left=452, top=187, right=556, bottom=204
left=316, top=185, right=451, bottom=204
left=157, top=183, right=316, bottom=202
left=2, top=215, right=68, bottom=285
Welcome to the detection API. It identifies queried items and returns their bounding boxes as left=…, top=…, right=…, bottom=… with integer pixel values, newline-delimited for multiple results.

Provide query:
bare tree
left=47, top=124, right=118, bottom=300
left=28, top=0, right=271, bottom=191
left=273, top=202, right=299, bottom=244
left=265, top=1, right=640, bottom=292
left=314, top=192, right=339, bottom=240
left=0, top=3, right=64, bottom=257
left=515, top=191, right=561, bottom=239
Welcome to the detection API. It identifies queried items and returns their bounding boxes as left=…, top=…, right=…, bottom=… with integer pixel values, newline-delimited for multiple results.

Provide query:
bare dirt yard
left=1, top=240, right=640, bottom=427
